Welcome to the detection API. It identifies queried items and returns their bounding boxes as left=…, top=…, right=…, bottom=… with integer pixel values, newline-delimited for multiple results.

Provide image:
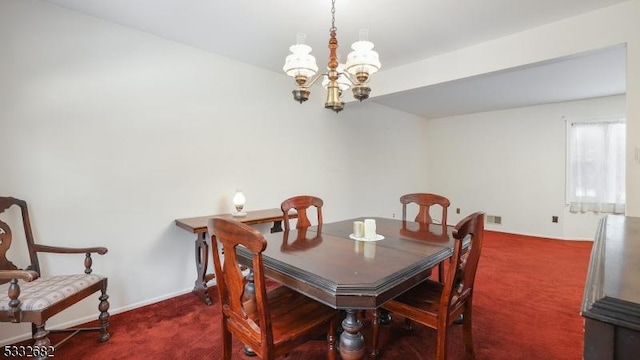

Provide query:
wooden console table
left=581, top=215, right=640, bottom=359
left=175, top=208, right=296, bottom=305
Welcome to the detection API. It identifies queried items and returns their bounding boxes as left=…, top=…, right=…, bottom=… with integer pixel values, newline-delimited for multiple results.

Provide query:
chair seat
left=262, top=285, right=336, bottom=345
left=0, top=274, right=105, bottom=311
left=382, top=279, right=444, bottom=320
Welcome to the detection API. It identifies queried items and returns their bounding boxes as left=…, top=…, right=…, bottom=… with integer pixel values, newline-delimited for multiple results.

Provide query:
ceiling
left=45, top=0, right=627, bottom=118
left=374, top=45, right=626, bottom=118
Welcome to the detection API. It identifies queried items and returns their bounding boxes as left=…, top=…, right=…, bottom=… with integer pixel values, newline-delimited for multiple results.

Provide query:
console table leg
left=242, top=269, right=257, bottom=356
left=270, top=220, right=283, bottom=233
left=339, top=309, right=365, bottom=360
left=193, top=232, right=213, bottom=305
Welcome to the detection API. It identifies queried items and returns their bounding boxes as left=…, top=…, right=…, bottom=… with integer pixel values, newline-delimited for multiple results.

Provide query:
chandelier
left=282, top=0, right=381, bottom=113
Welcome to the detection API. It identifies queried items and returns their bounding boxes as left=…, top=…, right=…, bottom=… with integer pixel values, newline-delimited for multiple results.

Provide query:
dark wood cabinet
left=582, top=215, right=640, bottom=360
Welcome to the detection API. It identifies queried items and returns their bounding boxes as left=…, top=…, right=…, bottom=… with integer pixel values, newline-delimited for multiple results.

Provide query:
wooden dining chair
left=0, top=197, right=110, bottom=358
left=280, top=195, right=323, bottom=231
left=372, top=212, right=485, bottom=360
left=400, top=193, right=450, bottom=225
left=401, top=193, right=451, bottom=282
left=207, top=217, right=337, bottom=360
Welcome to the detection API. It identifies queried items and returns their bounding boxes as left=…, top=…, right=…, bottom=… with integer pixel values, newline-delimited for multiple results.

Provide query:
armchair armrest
left=0, top=270, right=40, bottom=282
left=31, top=245, right=108, bottom=275
left=1, top=270, right=40, bottom=322
left=33, top=244, right=108, bottom=255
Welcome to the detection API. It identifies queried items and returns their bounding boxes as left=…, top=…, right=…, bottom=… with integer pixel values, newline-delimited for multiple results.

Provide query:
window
left=567, top=119, right=625, bottom=214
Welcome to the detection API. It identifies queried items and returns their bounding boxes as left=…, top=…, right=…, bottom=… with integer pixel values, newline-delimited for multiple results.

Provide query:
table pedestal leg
left=193, top=232, right=213, bottom=305
left=340, top=309, right=365, bottom=360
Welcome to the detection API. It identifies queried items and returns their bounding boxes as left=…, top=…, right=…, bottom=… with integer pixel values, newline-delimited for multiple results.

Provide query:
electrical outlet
left=456, top=208, right=460, bottom=214
left=552, top=216, right=559, bottom=223
left=392, top=212, right=396, bottom=218
left=487, top=215, right=502, bottom=225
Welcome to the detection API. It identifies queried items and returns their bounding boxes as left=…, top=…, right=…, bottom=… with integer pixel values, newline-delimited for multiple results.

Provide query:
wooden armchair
left=0, top=197, right=110, bottom=358
left=207, top=217, right=337, bottom=359
left=372, top=212, right=485, bottom=359
left=280, top=195, right=323, bottom=231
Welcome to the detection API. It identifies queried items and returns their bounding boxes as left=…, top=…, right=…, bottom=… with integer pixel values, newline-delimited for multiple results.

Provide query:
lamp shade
left=283, top=43, right=319, bottom=79
left=232, top=190, right=246, bottom=206
left=345, top=40, right=381, bottom=77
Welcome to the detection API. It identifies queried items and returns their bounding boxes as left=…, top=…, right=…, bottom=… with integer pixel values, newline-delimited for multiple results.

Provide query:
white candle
left=353, top=221, right=365, bottom=238
left=364, top=219, right=376, bottom=239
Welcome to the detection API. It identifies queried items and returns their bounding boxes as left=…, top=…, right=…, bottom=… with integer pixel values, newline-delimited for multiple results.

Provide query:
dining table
left=234, top=217, right=458, bottom=360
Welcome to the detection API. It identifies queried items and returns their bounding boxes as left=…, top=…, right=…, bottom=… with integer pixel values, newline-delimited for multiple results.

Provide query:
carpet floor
left=11, top=230, right=592, bottom=359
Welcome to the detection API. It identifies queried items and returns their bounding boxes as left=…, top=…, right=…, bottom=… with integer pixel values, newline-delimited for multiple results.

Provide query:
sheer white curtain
left=567, top=120, right=626, bottom=214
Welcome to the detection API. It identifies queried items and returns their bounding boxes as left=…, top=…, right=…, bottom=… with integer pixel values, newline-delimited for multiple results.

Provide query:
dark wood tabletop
left=236, top=217, right=454, bottom=309
left=314, top=217, right=455, bottom=247
left=175, top=208, right=293, bottom=234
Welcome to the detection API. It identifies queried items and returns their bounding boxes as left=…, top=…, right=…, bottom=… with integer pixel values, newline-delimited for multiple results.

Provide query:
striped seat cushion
left=0, top=274, right=104, bottom=311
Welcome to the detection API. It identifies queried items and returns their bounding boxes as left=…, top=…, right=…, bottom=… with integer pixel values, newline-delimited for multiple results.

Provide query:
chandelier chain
left=330, top=0, right=336, bottom=32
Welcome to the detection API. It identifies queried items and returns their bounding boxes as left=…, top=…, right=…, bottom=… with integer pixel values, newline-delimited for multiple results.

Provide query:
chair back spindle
left=281, top=195, right=324, bottom=231
left=400, top=193, right=450, bottom=225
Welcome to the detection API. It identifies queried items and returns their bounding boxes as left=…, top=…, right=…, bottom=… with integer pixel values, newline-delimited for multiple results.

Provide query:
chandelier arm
left=338, top=72, right=366, bottom=86
left=297, top=72, right=326, bottom=89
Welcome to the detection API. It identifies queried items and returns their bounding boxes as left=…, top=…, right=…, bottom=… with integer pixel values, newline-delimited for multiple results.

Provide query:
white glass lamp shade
left=232, top=191, right=245, bottom=206
left=321, top=63, right=351, bottom=91
left=345, top=40, right=381, bottom=79
left=283, top=44, right=319, bottom=80
left=232, top=190, right=246, bottom=216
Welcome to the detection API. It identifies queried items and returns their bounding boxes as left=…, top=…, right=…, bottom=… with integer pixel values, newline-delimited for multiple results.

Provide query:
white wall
left=374, top=0, right=640, bottom=216
left=0, top=0, right=429, bottom=344
left=428, top=95, right=625, bottom=240
left=3, top=0, right=638, bottom=346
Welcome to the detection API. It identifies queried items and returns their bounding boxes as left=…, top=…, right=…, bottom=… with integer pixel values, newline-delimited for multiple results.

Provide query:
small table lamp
left=232, top=190, right=246, bottom=217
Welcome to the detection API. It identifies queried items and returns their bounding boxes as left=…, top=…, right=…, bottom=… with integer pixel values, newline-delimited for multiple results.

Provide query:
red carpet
left=10, top=231, right=592, bottom=359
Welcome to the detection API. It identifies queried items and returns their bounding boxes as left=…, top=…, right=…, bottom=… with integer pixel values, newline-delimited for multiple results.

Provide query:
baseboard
left=107, top=287, right=195, bottom=315
left=1, top=286, right=196, bottom=347
left=1, top=332, right=32, bottom=347
left=485, top=228, right=594, bottom=241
